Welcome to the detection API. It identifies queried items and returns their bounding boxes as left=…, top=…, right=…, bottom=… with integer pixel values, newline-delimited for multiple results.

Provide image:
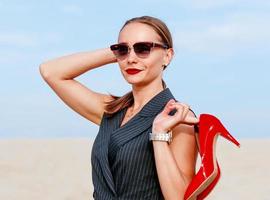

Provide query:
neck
left=131, top=80, right=164, bottom=111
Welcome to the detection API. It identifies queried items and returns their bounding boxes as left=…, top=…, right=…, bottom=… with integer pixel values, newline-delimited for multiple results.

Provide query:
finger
left=170, top=102, right=189, bottom=118
left=171, top=103, right=198, bottom=125
left=180, top=104, right=199, bottom=124
left=185, top=115, right=199, bottom=125
left=162, top=99, right=176, bottom=115
left=179, top=102, right=190, bottom=120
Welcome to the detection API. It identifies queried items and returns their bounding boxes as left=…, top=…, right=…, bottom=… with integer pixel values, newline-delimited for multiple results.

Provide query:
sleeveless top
left=91, top=88, right=198, bottom=199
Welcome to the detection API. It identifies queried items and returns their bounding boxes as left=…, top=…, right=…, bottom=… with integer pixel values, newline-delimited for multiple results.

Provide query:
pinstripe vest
left=91, top=88, right=175, bottom=200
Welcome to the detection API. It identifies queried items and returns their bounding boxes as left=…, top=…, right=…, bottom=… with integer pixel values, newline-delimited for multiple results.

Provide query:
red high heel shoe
left=197, top=162, right=220, bottom=200
left=194, top=134, right=221, bottom=200
left=194, top=122, right=221, bottom=200
left=184, top=114, right=240, bottom=200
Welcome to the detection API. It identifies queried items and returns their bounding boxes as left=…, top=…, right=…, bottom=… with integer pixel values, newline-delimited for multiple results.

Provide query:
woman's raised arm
left=39, top=48, right=117, bottom=125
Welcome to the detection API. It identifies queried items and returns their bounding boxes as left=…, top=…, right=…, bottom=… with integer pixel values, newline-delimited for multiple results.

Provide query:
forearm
left=152, top=133, right=189, bottom=200
left=39, top=48, right=116, bottom=80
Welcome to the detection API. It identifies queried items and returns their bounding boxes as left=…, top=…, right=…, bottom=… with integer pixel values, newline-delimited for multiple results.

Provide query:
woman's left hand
left=152, top=99, right=199, bottom=133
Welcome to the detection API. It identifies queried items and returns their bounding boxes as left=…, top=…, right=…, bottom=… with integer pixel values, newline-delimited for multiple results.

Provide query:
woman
left=40, top=16, right=199, bottom=200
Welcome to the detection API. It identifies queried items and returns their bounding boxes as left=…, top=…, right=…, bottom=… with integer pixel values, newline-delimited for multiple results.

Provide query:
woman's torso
left=91, top=88, right=177, bottom=199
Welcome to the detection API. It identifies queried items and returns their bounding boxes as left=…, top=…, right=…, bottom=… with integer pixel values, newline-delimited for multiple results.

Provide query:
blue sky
left=1, top=0, right=269, bottom=139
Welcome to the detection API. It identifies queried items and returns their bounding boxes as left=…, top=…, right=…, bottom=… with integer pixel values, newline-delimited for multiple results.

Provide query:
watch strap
left=149, top=131, right=172, bottom=143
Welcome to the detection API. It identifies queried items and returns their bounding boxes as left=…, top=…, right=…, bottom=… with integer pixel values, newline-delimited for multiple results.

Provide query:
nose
left=127, top=47, right=138, bottom=63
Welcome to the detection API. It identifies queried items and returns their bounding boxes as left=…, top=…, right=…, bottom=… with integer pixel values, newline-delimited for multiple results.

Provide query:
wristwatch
left=149, top=131, right=172, bottom=144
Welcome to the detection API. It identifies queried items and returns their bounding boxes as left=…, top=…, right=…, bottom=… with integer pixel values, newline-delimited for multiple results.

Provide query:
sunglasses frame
left=110, top=42, right=169, bottom=59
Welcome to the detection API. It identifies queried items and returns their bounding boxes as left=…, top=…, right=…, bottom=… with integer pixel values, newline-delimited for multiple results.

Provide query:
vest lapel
left=95, top=111, right=123, bottom=196
left=110, top=88, right=175, bottom=152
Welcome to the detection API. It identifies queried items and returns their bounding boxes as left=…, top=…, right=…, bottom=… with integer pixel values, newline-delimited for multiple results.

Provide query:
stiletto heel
left=184, top=114, right=240, bottom=200
left=206, top=114, right=240, bottom=148
left=199, top=114, right=240, bottom=149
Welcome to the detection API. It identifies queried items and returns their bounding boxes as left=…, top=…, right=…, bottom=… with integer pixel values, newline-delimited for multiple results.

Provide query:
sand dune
left=0, top=138, right=269, bottom=200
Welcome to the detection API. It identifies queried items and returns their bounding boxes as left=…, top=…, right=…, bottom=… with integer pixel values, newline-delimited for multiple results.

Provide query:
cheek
left=143, top=63, right=163, bottom=80
left=117, top=61, right=126, bottom=71
left=145, top=55, right=164, bottom=71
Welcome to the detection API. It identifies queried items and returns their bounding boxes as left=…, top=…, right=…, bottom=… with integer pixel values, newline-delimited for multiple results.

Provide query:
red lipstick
left=126, top=68, right=142, bottom=75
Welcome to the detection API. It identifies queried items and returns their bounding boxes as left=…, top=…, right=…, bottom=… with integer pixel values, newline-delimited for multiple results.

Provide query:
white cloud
left=179, top=0, right=269, bottom=10
left=0, top=32, right=61, bottom=47
left=173, top=12, right=270, bottom=55
left=0, top=51, right=28, bottom=64
left=186, top=0, right=243, bottom=9
left=0, top=32, right=62, bottom=64
left=0, top=33, right=38, bottom=47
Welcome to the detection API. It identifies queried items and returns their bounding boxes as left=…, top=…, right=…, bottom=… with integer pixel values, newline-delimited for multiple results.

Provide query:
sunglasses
left=110, top=42, right=169, bottom=59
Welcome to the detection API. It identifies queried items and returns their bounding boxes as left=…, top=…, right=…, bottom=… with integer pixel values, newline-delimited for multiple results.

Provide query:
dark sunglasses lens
left=111, top=44, right=128, bottom=57
left=117, top=45, right=129, bottom=56
left=134, top=43, right=151, bottom=57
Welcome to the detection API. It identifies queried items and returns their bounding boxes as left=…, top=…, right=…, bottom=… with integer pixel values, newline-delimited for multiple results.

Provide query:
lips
left=126, top=68, right=142, bottom=75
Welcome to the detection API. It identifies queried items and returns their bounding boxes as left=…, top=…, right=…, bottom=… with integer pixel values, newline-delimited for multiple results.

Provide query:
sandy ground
left=0, top=138, right=269, bottom=200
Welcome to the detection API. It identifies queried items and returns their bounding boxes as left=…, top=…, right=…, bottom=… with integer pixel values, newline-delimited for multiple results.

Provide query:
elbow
left=163, top=183, right=187, bottom=200
left=176, top=177, right=193, bottom=200
left=39, top=62, right=57, bottom=81
left=39, top=63, right=50, bottom=80
left=165, top=191, right=185, bottom=200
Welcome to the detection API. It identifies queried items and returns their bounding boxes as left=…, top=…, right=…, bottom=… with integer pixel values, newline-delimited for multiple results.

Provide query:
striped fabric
left=91, top=88, right=196, bottom=199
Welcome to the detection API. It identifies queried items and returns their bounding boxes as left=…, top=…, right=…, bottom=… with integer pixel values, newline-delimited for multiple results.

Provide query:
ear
left=163, top=48, right=174, bottom=66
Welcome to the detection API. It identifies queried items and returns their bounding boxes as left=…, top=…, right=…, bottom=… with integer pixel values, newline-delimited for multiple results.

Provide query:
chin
left=123, top=77, right=140, bottom=84
left=126, top=79, right=141, bottom=85
left=127, top=79, right=148, bottom=88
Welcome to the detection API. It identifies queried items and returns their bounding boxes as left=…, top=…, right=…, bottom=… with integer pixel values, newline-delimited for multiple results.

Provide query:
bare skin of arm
left=39, top=48, right=117, bottom=125
left=152, top=100, right=199, bottom=200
